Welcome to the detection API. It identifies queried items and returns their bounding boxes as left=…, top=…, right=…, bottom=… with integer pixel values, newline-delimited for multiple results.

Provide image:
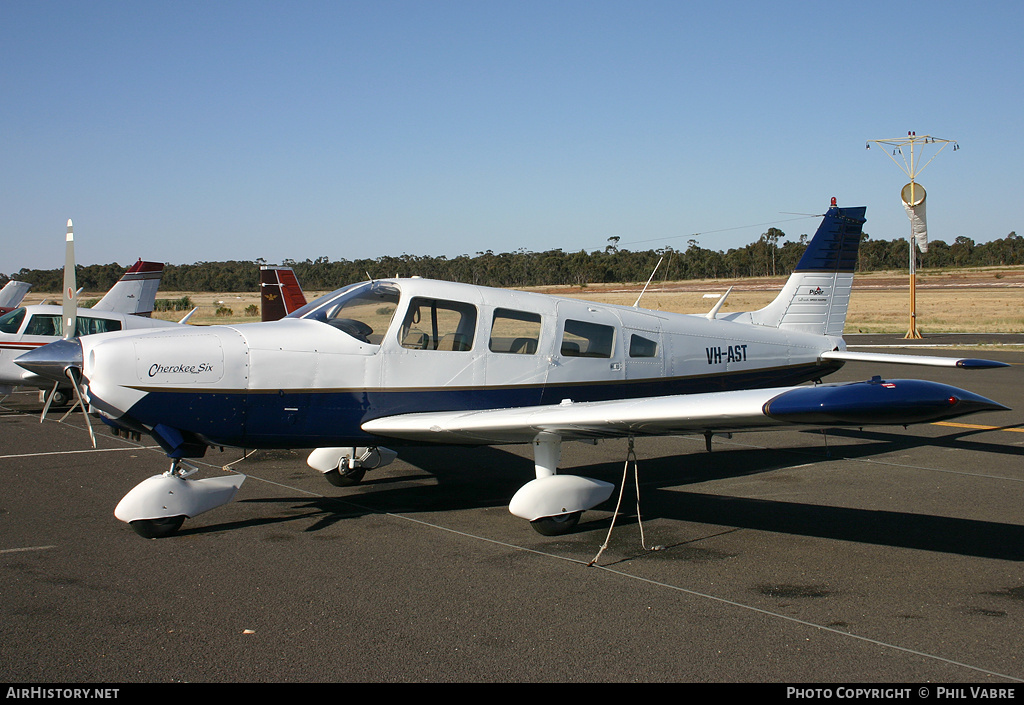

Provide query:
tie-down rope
left=588, top=437, right=648, bottom=566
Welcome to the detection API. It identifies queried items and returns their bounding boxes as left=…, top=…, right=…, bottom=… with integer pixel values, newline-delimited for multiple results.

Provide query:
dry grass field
left=24, top=266, right=1024, bottom=334
left=530, top=269, right=1024, bottom=335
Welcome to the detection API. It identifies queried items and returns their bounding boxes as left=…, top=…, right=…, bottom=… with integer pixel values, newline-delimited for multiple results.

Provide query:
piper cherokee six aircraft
left=16, top=202, right=1010, bottom=539
left=0, top=221, right=179, bottom=404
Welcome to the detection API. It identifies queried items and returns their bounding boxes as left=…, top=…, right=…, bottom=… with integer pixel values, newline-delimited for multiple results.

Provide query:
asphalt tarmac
left=1, top=344, right=1023, bottom=684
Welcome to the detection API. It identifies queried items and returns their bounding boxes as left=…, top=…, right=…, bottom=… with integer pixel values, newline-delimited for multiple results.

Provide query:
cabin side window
left=560, top=319, right=614, bottom=358
left=489, top=308, right=541, bottom=355
left=24, top=314, right=61, bottom=337
left=629, top=334, right=658, bottom=358
left=22, top=313, right=123, bottom=337
left=77, top=316, right=122, bottom=336
left=400, top=297, right=477, bottom=351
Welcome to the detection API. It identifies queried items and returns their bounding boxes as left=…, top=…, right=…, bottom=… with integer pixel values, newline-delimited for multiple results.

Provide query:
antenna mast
left=866, top=131, right=959, bottom=338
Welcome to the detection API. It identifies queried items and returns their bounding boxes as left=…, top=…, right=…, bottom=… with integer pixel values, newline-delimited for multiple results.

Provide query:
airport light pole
left=866, top=132, right=959, bottom=338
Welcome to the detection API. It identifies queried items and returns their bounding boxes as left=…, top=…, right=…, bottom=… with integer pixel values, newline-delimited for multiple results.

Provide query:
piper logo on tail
left=796, top=286, right=829, bottom=303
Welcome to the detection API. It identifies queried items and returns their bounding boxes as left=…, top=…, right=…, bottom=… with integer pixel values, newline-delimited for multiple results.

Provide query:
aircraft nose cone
left=15, top=338, right=83, bottom=383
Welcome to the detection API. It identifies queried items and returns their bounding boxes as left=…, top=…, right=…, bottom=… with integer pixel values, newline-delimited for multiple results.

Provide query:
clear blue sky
left=2, top=0, right=1021, bottom=274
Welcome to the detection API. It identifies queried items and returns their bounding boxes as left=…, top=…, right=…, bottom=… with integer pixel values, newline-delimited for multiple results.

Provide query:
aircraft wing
left=362, top=378, right=1007, bottom=446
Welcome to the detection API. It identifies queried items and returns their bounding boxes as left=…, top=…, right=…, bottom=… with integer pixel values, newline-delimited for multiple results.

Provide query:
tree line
left=5, top=230, right=1022, bottom=294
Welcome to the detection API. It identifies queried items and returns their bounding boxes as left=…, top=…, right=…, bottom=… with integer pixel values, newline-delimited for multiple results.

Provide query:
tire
left=50, top=389, right=71, bottom=407
left=324, top=467, right=366, bottom=487
left=530, top=511, right=582, bottom=536
left=129, top=516, right=186, bottom=539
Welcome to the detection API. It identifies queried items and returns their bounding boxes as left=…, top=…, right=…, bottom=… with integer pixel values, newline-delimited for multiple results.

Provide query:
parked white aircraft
left=0, top=221, right=179, bottom=404
left=0, top=280, right=33, bottom=315
left=17, top=202, right=1010, bottom=539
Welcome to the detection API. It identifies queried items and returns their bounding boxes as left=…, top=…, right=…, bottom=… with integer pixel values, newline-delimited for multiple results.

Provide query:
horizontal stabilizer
left=820, top=350, right=1009, bottom=369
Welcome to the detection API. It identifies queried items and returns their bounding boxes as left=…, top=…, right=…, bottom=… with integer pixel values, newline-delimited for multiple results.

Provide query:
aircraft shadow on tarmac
left=178, top=433, right=1024, bottom=562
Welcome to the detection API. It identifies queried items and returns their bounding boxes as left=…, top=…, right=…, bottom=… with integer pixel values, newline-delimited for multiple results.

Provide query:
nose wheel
left=115, top=459, right=246, bottom=539
left=324, top=466, right=366, bottom=487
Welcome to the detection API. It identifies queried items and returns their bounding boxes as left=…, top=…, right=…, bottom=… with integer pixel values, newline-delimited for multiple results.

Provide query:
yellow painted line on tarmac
left=932, top=421, right=1024, bottom=433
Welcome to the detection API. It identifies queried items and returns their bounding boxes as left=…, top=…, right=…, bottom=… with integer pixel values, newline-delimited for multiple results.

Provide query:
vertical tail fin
left=0, top=280, right=32, bottom=312
left=747, top=202, right=866, bottom=336
left=92, top=259, right=165, bottom=316
left=260, top=265, right=308, bottom=321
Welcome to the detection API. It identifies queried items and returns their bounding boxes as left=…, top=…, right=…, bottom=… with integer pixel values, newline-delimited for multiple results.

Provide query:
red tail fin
left=260, top=266, right=307, bottom=321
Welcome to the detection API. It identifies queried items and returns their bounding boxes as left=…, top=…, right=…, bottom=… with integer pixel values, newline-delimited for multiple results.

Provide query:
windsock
left=901, top=182, right=928, bottom=253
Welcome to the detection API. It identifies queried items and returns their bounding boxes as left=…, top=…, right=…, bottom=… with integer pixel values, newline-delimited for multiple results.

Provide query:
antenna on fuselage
left=632, top=257, right=663, bottom=308
left=705, top=286, right=733, bottom=320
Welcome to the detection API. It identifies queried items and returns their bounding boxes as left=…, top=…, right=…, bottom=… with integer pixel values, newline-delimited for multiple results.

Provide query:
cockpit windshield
left=291, top=282, right=401, bottom=345
left=285, top=283, right=360, bottom=320
left=0, top=307, right=26, bottom=334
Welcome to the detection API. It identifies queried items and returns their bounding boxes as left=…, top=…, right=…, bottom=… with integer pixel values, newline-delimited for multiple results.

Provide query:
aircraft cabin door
left=379, top=294, right=485, bottom=400
left=545, top=300, right=625, bottom=403
left=482, top=303, right=555, bottom=408
left=622, top=311, right=665, bottom=384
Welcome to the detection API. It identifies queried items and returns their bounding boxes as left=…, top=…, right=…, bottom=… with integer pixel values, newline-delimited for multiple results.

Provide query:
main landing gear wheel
left=529, top=511, right=582, bottom=536
left=129, top=515, right=186, bottom=539
left=324, top=466, right=366, bottom=487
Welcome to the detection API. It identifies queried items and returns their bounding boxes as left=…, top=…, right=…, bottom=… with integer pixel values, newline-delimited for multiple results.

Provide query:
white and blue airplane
left=16, top=201, right=1010, bottom=539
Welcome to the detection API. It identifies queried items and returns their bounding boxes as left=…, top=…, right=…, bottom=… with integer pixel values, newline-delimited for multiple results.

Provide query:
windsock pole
left=866, top=132, right=958, bottom=340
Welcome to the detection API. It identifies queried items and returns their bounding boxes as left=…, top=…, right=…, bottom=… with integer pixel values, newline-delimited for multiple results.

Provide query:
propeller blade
left=64, top=367, right=95, bottom=448
left=63, top=219, right=77, bottom=340
left=56, top=392, right=80, bottom=422
left=40, top=380, right=60, bottom=423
